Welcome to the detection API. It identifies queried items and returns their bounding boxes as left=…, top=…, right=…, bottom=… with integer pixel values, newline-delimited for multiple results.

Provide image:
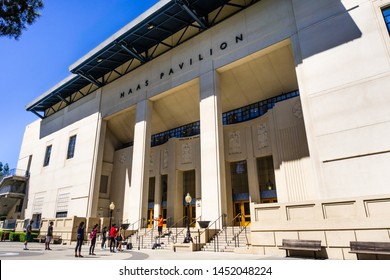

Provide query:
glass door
left=234, top=201, right=251, bottom=226
left=147, top=208, right=154, bottom=228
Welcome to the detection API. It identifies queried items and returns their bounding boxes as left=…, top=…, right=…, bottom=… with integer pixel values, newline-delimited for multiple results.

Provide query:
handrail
left=0, top=169, right=29, bottom=185
left=232, top=220, right=250, bottom=248
left=168, top=216, right=187, bottom=244
left=125, top=218, right=145, bottom=244
left=225, top=213, right=242, bottom=243
left=136, top=223, right=158, bottom=250
left=130, top=218, right=145, bottom=231
left=195, top=213, right=227, bottom=252
left=171, top=216, right=201, bottom=244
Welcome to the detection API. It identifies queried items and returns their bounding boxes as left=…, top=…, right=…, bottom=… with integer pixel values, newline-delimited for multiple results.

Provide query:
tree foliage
left=0, top=161, right=10, bottom=177
left=0, top=0, right=44, bottom=39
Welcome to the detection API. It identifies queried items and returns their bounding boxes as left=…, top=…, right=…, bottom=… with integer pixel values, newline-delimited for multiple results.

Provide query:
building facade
left=12, top=0, right=390, bottom=258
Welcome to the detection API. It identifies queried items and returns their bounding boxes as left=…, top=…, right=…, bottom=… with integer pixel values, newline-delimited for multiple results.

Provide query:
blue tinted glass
left=383, top=8, right=390, bottom=17
left=383, top=8, right=390, bottom=34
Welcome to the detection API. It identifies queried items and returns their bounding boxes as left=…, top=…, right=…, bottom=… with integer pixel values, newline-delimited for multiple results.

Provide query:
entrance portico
left=101, top=36, right=306, bottom=231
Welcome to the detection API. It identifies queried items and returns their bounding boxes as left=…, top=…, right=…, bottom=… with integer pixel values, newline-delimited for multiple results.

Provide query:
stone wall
left=250, top=195, right=390, bottom=259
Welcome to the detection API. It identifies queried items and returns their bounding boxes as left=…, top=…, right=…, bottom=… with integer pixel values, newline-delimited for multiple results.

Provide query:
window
left=43, top=145, right=52, bottom=166
left=56, top=191, right=70, bottom=218
left=257, top=156, right=278, bottom=203
left=99, top=175, right=109, bottom=194
left=56, top=211, right=68, bottom=218
left=230, top=161, right=249, bottom=196
left=383, top=6, right=390, bottom=35
left=67, top=135, right=77, bottom=159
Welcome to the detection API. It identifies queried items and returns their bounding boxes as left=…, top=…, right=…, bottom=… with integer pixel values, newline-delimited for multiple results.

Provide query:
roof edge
left=69, top=0, right=173, bottom=72
left=25, top=74, right=78, bottom=110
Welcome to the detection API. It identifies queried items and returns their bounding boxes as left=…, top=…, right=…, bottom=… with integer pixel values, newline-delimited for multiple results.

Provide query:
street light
left=109, top=201, right=115, bottom=229
left=183, top=193, right=193, bottom=243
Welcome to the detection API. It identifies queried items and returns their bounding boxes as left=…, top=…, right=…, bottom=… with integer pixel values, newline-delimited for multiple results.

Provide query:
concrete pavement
left=0, top=241, right=290, bottom=260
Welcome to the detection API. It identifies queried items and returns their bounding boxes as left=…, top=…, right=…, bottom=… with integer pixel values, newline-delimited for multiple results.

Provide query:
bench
left=35, top=234, right=62, bottom=244
left=349, top=241, right=390, bottom=260
left=279, top=239, right=322, bottom=259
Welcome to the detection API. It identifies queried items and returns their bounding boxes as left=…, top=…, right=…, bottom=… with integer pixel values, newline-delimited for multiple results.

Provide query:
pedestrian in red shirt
left=109, top=224, right=117, bottom=252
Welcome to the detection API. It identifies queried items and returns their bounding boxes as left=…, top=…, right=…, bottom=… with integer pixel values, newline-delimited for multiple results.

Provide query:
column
left=166, top=139, right=178, bottom=225
left=128, top=100, right=152, bottom=229
left=199, top=69, right=227, bottom=226
left=154, top=168, right=162, bottom=220
left=246, top=127, right=261, bottom=204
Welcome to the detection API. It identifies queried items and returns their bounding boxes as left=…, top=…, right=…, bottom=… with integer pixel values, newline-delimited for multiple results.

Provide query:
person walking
left=109, top=224, right=117, bottom=252
left=101, top=226, right=107, bottom=250
left=89, top=224, right=98, bottom=255
left=23, top=220, right=34, bottom=250
left=75, top=221, right=85, bottom=257
left=45, top=221, right=54, bottom=250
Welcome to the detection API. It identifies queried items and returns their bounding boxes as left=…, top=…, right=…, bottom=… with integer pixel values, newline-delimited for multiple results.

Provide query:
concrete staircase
left=128, top=227, right=187, bottom=250
left=127, top=226, right=250, bottom=253
left=202, top=226, right=250, bottom=252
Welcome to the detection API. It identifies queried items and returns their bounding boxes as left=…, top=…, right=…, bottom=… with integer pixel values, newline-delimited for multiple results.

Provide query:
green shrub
left=0, top=231, right=39, bottom=242
left=0, top=230, right=12, bottom=241
left=9, top=232, right=17, bottom=241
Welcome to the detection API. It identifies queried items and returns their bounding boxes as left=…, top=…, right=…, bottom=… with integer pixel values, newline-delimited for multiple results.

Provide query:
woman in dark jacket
left=75, top=221, right=85, bottom=257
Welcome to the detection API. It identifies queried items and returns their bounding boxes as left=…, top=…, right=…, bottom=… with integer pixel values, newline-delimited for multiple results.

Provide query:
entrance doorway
left=230, top=161, right=251, bottom=226
left=183, top=170, right=196, bottom=227
left=147, top=208, right=168, bottom=228
left=233, top=201, right=251, bottom=226
left=183, top=204, right=196, bottom=227
left=147, top=208, right=154, bottom=228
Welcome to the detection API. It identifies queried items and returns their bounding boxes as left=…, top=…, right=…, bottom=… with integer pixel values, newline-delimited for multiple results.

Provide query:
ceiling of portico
left=106, top=40, right=298, bottom=146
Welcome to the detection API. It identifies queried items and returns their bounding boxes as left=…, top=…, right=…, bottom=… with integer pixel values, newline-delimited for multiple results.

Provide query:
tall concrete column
left=166, top=139, right=178, bottom=225
left=87, top=115, right=105, bottom=218
left=246, top=127, right=261, bottom=204
left=199, top=69, right=227, bottom=226
left=128, top=100, right=152, bottom=229
left=154, top=167, right=162, bottom=220
left=195, top=168, right=201, bottom=220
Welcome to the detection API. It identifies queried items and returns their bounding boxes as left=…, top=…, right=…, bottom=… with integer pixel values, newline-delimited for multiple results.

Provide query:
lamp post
left=183, top=193, right=193, bottom=243
left=109, top=201, right=115, bottom=229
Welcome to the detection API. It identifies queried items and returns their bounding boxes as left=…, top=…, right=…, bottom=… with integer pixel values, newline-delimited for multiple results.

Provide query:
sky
left=0, top=0, right=160, bottom=169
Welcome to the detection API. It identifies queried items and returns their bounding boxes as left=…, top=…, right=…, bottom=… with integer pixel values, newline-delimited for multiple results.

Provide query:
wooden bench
left=279, top=239, right=322, bottom=259
left=35, top=234, right=62, bottom=244
left=349, top=241, right=390, bottom=260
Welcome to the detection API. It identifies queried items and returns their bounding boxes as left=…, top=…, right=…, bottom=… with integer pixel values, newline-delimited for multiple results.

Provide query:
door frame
left=233, top=200, right=251, bottom=226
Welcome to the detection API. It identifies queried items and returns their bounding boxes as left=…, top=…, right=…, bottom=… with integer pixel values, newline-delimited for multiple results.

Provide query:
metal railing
left=125, top=218, right=145, bottom=245
left=0, top=185, right=26, bottom=196
left=135, top=216, right=173, bottom=250
left=170, top=216, right=201, bottom=244
left=195, top=213, right=227, bottom=252
left=228, top=213, right=250, bottom=248
left=168, top=216, right=188, bottom=244
left=0, top=169, right=29, bottom=183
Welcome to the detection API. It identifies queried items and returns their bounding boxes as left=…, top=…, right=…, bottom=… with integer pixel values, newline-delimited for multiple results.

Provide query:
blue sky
left=0, top=0, right=159, bottom=169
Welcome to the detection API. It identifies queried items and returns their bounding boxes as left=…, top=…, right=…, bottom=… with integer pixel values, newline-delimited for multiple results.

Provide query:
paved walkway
left=0, top=241, right=290, bottom=260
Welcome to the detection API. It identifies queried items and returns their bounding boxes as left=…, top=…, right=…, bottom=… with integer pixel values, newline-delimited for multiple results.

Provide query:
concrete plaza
left=0, top=241, right=293, bottom=261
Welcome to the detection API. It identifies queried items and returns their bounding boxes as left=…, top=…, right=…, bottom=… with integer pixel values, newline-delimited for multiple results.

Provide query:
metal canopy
left=26, top=0, right=260, bottom=118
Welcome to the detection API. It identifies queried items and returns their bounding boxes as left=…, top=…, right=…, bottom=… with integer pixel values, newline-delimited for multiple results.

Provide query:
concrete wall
left=293, top=0, right=390, bottom=198
left=251, top=195, right=390, bottom=259
left=17, top=92, right=101, bottom=220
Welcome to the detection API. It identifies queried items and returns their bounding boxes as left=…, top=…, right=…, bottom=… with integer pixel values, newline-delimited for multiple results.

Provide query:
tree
left=0, top=161, right=10, bottom=177
left=0, top=0, right=44, bottom=39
